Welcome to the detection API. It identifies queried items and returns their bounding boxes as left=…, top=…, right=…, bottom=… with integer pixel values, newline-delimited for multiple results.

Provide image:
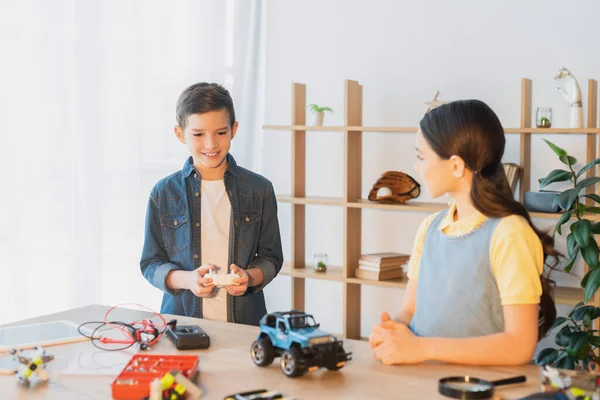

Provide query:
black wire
left=77, top=320, right=169, bottom=352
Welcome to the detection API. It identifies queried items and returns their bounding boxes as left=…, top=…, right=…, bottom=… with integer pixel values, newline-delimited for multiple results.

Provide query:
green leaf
left=552, top=316, right=568, bottom=330
left=560, top=155, right=578, bottom=166
left=564, top=245, right=580, bottom=273
left=566, top=178, right=600, bottom=211
left=544, top=139, right=567, bottom=157
left=554, top=189, right=574, bottom=210
left=588, top=335, right=600, bottom=348
left=535, top=348, right=559, bottom=366
left=584, top=312, right=592, bottom=329
left=567, top=233, right=577, bottom=255
left=585, top=207, right=600, bottom=213
left=592, top=223, right=600, bottom=234
left=593, top=308, right=600, bottom=319
left=585, top=268, right=600, bottom=302
left=557, top=355, right=576, bottom=370
left=579, top=203, right=587, bottom=218
left=572, top=220, right=592, bottom=248
left=577, top=177, right=600, bottom=191
left=555, top=212, right=572, bottom=236
left=582, top=269, right=593, bottom=288
left=569, top=332, right=589, bottom=353
left=577, top=158, right=600, bottom=178
left=582, top=239, right=599, bottom=269
left=539, top=169, right=572, bottom=189
left=570, top=302, right=585, bottom=317
left=573, top=305, right=595, bottom=321
left=584, top=194, right=600, bottom=204
left=556, top=325, right=573, bottom=347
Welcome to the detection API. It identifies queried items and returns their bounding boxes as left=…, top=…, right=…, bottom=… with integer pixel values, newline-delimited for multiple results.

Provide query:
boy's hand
left=226, top=264, right=249, bottom=296
left=188, top=264, right=216, bottom=297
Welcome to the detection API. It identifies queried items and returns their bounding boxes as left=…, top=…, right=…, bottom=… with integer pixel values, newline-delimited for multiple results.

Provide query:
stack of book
left=355, top=252, right=410, bottom=281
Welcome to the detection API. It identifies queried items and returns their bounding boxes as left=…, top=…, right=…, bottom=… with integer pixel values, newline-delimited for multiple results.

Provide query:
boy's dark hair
left=420, top=99, right=558, bottom=341
left=176, top=82, right=236, bottom=129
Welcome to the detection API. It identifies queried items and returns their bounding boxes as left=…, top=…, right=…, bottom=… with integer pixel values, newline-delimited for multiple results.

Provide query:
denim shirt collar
left=181, top=153, right=240, bottom=179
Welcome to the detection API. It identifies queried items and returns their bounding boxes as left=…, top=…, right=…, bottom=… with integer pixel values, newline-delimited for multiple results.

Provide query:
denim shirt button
left=195, top=223, right=200, bottom=227
left=245, top=216, right=249, bottom=222
left=194, top=174, right=198, bottom=178
left=193, top=254, right=199, bottom=259
left=195, top=192, right=199, bottom=197
left=173, top=220, right=178, bottom=226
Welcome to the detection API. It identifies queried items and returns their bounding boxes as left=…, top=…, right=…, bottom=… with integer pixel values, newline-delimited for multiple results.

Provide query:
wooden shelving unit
left=265, top=78, right=599, bottom=339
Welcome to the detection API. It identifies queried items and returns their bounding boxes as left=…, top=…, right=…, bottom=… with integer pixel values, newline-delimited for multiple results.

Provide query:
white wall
left=259, top=0, right=600, bottom=348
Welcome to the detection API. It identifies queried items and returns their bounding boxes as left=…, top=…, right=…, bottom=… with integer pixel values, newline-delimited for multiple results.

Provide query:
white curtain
left=0, top=0, right=265, bottom=324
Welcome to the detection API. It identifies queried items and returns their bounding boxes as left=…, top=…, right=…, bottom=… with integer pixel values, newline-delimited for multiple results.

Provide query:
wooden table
left=0, top=305, right=545, bottom=399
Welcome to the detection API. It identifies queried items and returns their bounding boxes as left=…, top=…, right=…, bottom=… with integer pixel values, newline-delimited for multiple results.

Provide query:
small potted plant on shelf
left=535, top=139, right=600, bottom=370
left=313, top=253, right=328, bottom=273
left=307, top=104, right=333, bottom=126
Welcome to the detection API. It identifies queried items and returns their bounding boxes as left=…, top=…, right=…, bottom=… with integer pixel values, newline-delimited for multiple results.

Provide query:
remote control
left=203, top=273, right=240, bottom=287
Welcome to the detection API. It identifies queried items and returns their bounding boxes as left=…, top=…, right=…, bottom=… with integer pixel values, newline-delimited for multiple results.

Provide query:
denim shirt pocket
left=238, top=211, right=262, bottom=250
left=160, top=212, right=190, bottom=254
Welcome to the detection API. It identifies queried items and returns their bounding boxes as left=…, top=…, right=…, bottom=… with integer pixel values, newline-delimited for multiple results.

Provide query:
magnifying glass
left=438, top=375, right=527, bottom=399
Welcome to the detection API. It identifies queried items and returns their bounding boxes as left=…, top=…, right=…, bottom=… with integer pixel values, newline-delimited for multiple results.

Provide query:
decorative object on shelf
left=313, top=253, right=328, bottom=273
left=523, top=191, right=561, bottom=213
left=502, top=163, right=521, bottom=195
left=424, top=90, right=449, bottom=114
left=555, top=67, right=583, bottom=128
left=355, top=252, right=409, bottom=281
left=368, top=171, right=421, bottom=204
left=307, top=104, right=333, bottom=126
left=535, top=139, right=600, bottom=371
left=536, top=107, right=553, bottom=128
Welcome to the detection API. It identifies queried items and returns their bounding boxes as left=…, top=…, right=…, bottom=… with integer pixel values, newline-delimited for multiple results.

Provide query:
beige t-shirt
left=200, top=180, right=231, bottom=322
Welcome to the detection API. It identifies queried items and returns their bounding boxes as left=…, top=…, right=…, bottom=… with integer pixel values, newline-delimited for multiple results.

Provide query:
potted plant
left=307, top=104, right=333, bottom=126
left=535, top=139, right=600, bottom=370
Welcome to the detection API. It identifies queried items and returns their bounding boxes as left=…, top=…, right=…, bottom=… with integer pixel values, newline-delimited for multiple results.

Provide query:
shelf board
left=279, top=263, right=584, bottom=305
left=265, top=125, right=600, bottom=134
left=279, top=263, right=344, bottom=282
left=276, top=196, right=344, bottom=206
left=348, top=199, right=447, bottom=212
left=504, top=128, right=600, bottom=134
left=346, top=276, right=408, bottom=289
left=264, top=125, right=415, bottom=132
left=264, top=125, right=346, bottom=131
left=277, top=197, right=587, bottom=221
left=276, top=195, right=294, bottom=203
left=554, top=286, right=585, bottom=306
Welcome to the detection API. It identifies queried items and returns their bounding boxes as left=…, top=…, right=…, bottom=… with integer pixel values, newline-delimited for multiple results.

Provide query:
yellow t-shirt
left=407, top=202, right=544, bottom=305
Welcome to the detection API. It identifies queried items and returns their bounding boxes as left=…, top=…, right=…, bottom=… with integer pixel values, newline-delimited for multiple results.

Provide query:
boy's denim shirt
left=140, top=154, right=283, bottom=326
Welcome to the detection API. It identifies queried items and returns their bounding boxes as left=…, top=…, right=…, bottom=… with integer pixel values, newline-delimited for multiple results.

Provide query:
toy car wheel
left=280, top=348, right=306, bottom=378
left=325, top=345, right=347, bottom=371
left=251, top=338, right=275, bottom=366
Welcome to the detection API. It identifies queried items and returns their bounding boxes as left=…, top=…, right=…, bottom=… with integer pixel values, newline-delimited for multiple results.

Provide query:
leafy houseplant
left=535, top=139, right=600, bottom=370
left=307, top=104, right=333, bottom=126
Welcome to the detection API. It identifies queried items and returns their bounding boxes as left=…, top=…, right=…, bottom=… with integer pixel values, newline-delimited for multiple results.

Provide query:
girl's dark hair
left=176, top=82, right=236, bottom=129
left=419, top=99, right=558, bottom=339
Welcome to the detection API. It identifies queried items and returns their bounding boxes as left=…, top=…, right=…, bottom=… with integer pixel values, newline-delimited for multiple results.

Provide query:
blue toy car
left=250, top=310, right=352, bottom=378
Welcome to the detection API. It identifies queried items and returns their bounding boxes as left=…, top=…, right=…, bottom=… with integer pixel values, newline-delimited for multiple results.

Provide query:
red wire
left=97, top=303, right=167, bottom=347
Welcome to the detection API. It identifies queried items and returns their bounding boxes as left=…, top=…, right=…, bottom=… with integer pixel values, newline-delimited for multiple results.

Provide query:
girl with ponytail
left=369, top=100, right=559, bottom=366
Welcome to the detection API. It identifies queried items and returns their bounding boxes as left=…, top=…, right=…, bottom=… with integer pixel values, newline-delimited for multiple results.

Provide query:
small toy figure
left=147, top=369, right=203, bottom=400
left=250, top=310, right=352, bottom=378
left=11, top=346, right=54, bottom=386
